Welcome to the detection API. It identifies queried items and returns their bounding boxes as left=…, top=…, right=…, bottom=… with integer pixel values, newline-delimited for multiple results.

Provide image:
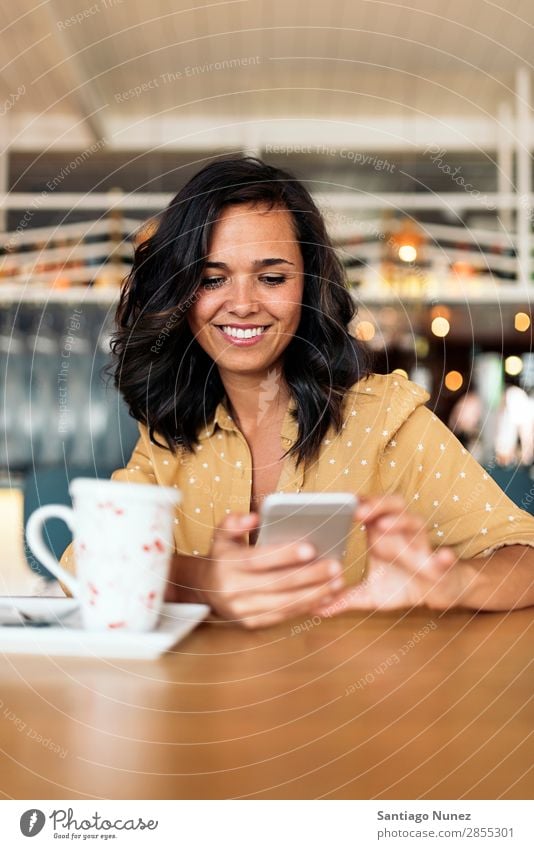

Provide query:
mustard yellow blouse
left=61, top=373, right=534, bottom=585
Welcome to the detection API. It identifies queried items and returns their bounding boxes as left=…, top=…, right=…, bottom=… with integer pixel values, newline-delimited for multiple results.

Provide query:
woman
left=62, top=157, right=534, bottom=628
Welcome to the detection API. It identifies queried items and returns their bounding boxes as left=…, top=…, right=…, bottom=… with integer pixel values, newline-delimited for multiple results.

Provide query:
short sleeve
left=378, top=404, right=534, bottom=560
left=58, top=423, right=158, bottom=589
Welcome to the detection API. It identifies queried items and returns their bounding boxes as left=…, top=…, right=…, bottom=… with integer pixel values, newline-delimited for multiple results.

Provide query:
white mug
left=26, top=478, right=181, bottom=632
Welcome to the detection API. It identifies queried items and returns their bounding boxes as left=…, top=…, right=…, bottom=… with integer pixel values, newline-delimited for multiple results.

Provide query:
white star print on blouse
left=59, top=372, right=534, bottom=586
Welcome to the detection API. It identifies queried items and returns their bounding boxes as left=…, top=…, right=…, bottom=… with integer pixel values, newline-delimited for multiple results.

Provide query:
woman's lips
left=214, top=325, right=270, bottom=347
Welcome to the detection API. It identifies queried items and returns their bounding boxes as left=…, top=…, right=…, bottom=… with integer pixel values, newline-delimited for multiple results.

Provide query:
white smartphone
left=254, top=492, right=357, bottom=561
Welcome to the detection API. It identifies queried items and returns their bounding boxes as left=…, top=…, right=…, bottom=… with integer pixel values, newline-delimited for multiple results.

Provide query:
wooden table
left=0, top=609, right=532, bottom=800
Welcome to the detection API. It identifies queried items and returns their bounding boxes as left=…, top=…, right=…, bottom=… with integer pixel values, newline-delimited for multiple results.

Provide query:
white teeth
left=220, top=325, right=267, bottom=339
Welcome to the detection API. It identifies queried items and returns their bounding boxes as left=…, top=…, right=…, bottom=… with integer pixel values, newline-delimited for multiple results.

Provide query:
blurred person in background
left=495, top=383, right=534, bottom=467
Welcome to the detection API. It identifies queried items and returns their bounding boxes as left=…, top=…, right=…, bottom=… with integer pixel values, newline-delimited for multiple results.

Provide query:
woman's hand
left=314, top=495, right=464, bottom=616
left=197, top=512, right=346, bottom=628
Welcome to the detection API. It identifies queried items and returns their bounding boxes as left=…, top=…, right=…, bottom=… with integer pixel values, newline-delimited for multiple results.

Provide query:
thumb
left=213, top=512, right=259, bottom=548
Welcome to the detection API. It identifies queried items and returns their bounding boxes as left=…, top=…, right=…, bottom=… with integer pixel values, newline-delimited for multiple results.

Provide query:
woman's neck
left=219, top=367, right=290, bottom=436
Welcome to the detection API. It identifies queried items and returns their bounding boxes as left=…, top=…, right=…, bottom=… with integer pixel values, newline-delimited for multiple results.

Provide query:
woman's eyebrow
left=252, top=258, right=295, bottom=269
left=203, top=258, right=295, bottom=269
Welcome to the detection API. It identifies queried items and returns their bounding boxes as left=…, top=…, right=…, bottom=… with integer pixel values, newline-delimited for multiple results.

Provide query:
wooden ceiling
left=1, top=0, right=533, bottom=142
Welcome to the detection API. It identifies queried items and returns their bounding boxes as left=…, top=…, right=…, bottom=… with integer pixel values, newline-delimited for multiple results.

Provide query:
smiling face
left=187, top=202, right=305, bottom=383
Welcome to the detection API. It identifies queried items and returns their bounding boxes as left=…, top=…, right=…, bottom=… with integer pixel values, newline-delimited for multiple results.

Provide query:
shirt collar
left=197, top=395, right=299, bottom=445
left=280, top=397, right=298, bottom=445
left=196, top=398, right=234, bottom=440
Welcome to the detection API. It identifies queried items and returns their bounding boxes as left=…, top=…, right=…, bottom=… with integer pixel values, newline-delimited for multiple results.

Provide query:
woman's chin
left=217, top=355, right=280, bottom=377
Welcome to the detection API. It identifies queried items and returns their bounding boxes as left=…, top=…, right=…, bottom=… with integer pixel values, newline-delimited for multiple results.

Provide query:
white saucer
left=0, top=596, right=80, bottom=625
left=0, top=598, right=209, bottom=659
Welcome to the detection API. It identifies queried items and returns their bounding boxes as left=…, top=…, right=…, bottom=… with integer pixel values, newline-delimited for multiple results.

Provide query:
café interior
left=0, top=0, right=532, bottom=803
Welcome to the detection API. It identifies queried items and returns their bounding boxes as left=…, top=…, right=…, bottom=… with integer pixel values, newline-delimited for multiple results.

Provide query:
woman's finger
left=372, top=512, right=425, bottom=535
left=315, top=545, right=460, bottom=616
left=213, top=512, right=259, bottom=548
left=314, top=581, right=386, bottom=614
left=237, top=540, right=318, bottom=572
left=233, top=579, right=342, bottom=623
left=240, top=558, right=345, bottom=594
left=434, top=547, right=456, bottom=567
left=355, top=494, right=407, bottom=524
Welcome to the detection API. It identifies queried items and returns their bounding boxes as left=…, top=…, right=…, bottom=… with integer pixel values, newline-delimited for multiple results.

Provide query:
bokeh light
left=355, top=321, right=376, bottom=341
left=514, top=312, right=531, bottom=332
left=398, top=245, right=417, bottom=262
left=445, top=370, right=463, bottom=391
left=504, top=356, right=523, bottom=376
left=431, top=317, right=450, bottom=337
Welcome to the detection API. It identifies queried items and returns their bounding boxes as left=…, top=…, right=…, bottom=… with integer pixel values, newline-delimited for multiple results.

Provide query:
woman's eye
left=200, top=274, right=286, bottom=289
left=201, top=276, right=226, bottom=289
left=260, top=275, right=286, bottom=286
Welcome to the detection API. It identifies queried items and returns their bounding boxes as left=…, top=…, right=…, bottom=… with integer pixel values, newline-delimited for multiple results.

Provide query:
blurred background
left=1, top=0, right=533, bottom=589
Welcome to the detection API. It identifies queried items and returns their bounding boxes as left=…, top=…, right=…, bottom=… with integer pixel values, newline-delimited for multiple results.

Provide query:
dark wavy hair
left=111, top=156, right=371, bottom=467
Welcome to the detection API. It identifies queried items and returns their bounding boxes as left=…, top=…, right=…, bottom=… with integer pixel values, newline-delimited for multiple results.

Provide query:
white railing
left=0, top=194, right=532, bottom=304
left=0, top=214, right=139, bottom=299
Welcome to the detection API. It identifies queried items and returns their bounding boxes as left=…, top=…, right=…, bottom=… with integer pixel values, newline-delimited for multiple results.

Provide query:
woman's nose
left=224, top=276, right=260, bottom=313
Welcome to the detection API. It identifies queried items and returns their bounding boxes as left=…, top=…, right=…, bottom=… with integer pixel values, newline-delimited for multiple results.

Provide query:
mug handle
left=26, top=505, right=80, bottom=598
